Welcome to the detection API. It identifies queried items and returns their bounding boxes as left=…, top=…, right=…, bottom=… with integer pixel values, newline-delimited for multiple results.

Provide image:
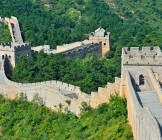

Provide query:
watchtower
left=120, top=46, right=162, bottom=96
left=0, top=42, right=32, bottom=69
left=89, top=28, right=110, bottom=57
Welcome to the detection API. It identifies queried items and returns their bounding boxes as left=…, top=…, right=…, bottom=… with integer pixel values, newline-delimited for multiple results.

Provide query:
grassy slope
left=0, top=96, right=133, bottom=139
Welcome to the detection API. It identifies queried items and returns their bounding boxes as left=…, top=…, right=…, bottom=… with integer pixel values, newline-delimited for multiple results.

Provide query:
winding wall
left=1, top=59, right=120, bottom=114
left=1, top=60, right=91, bottom=114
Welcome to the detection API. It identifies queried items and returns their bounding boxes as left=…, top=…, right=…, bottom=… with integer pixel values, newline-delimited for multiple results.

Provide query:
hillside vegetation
left=0, top=0, right=158, bottom=48
left=0, top=96, right=133, bottom=139
left=0, top=24, right=11, bottom=43
left=12, top=52, right=120, bottom=94
left=106, top=0, right=162, bottom=27
left=106, top=0, right=162, bottom=46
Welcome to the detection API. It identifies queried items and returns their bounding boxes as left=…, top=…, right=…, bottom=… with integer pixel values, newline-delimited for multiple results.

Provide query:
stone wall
left=89, top=28, right=110, bottom=57
left=121, top=47, right=162, bottom=95
left=1, top=59, right=122, bottom=115
left=61, top=42, right=102, bottom=59
left=126, top=72, right=161, bottom=140
left=1, top=60, right=91, bottom=115
left=122, top=47, right=162, bottom=65
left=149, top=69, right=162, bottom=103
left=90, top=77, right=120, bottom=108
left=32, top=45, right=50, bottom=52
left=0, top=42, right=32, bottom=67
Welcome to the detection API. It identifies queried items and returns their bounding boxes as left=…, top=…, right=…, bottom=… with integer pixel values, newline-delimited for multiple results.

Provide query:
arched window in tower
left=139, top=74, right=145, bottom=85
left=129, top=55, right=133, bottom=58
left=104, top=43, right=106, bottom=46
left=2, top=55, right=4, bottom=60
left=9, top=55, right=11, bottom=59
left=141, top=55, right=145, bottom=59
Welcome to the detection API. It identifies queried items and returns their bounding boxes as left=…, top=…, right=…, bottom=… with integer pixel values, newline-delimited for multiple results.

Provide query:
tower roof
left=95, top=27, right=105, bottom=33
left=89, top=27, right=110, bottom=38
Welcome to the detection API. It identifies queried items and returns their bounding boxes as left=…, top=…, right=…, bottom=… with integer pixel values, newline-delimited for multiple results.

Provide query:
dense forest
left=0, top=24, right=11, bottom=43
left=106, top=0, right=162, bottom=47
left=0, top=0, right=159, bottom=49
left=106, top=0, right=162, bottom=31
left=0, top=95, right=133, bottom=139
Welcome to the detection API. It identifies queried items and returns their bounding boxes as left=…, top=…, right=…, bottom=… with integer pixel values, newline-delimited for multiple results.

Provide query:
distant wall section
left=61, top=42, right=102, bottom=59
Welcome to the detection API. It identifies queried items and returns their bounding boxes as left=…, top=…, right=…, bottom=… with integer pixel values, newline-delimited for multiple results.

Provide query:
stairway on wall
left=11, top=23, right=23, bottom=43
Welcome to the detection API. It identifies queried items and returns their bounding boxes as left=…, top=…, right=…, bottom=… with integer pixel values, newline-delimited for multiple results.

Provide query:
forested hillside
left=0, top=0, right=158, bottom=49
left=106, top=0, right=162, bottom=28
left=0, top=95, right=133, bottom=139
left=106, top=0, right=162, bottom=46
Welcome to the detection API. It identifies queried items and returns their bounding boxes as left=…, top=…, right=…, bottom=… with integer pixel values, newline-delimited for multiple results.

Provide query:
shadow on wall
left=4, top=56, right=13, bottom=78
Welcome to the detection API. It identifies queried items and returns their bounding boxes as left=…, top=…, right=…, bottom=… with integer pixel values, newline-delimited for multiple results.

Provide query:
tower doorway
left=139, top=75, right=145, bottom=85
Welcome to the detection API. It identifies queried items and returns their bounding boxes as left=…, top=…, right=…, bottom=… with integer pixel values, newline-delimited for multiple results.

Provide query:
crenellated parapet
left=90, top=77, right=121, bottom=108
left=89, top=28, right=110, bottom=41
left=0, top=42, right=30, bottom=52
left=123, top=46, right=162, bottom=65
left=121, top=46, right=162, bottom=88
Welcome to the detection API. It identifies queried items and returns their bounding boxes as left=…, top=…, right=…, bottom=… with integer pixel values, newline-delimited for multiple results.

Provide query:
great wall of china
left=1, top=16, right=162, bottom=139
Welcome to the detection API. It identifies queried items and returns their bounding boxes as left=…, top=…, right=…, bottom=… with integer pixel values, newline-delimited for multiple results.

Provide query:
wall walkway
left=5, top=16, right=23, bottom=43
left=60, top=42, right=102, bottom=59
left=126, top=72, right=161, bottom=140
